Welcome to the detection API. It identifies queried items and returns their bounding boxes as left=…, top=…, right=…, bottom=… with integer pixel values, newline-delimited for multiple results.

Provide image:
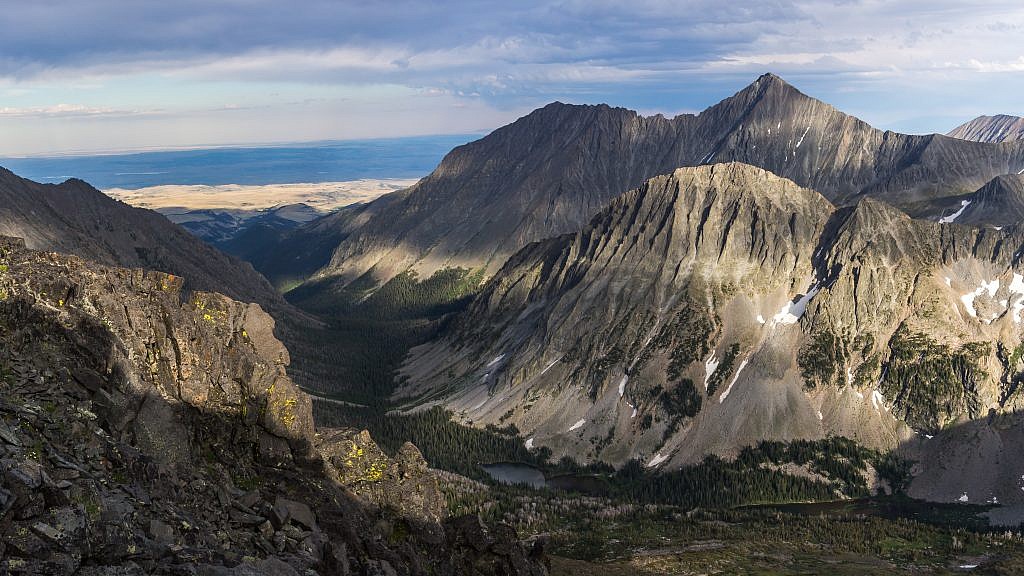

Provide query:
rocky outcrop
left=948, top=114, right=1024, bottom=143
left=0, top=237, right=546, bottom=575
left=397, top=163, right=1024, bottom=506
left=298, top=74, right=1024, bottom=297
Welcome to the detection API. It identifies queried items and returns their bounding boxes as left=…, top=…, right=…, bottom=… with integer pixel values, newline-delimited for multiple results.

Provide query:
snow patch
left=846, top=367, right=853, bottom=386
left=817, top=410, right=823, bottom=421
left=756, top=314, right=765, bottom=324
left=647, top=453, right=670, bottom=467
left=995, top=226, right=1003, bottom=230
left=618, top=375, right=628, bottom=398
left=568, top=419, right=586, bottom=432
left=939, top=200, right=971, bottom=224
left=1009, top=273, right=1024, bottom=323
left=1019, top=168, right=1024, bottom=174
left=719, top=359, right=749, bottom=403
left=486, top=354, right=506, bottom=368
left=958, top=492, right=969, bottom=503
left=772, top=284, right=820, bottom=325
left=944, top=276, right=952, bottom=287
left=524, top=438, right=534, bottom=450
left=539, top=358, right=560, bottom=375
left=871, top=389, right=887, bottom=411
left=795, top=125, right=811, bottom=148
left=631, top=407, right=638, bottom=418
left=703, top=352, right=719, bottom=392
left=960, top=279, right=1000, bottom=318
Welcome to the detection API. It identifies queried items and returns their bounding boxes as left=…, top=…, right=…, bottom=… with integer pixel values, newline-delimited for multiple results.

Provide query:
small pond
left=481, top=462, right=609, bottom=493
left=481, top=463, right=548, bottom=489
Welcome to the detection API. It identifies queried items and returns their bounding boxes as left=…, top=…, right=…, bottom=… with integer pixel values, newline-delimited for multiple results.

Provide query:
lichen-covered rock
left=0, top=238, right=546, bottom=575
left=319, top=429, right=446, bottom=524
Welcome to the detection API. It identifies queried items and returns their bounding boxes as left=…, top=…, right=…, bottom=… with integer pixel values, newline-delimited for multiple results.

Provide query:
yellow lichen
left=278, top=398, right=297, bottom=428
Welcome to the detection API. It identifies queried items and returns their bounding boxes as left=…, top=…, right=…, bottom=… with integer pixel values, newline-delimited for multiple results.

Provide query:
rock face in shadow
left=220, top=197, right=400, bottom=293
left=949, top=114, right=1024, bottom=143
left=398, top=163, right=1024, bottom=487
left=0, top=167, right=287, bottom=316
left=923, top=175, right=1024, bottom=228
left=301, top=74, right=1024, bottom=297
left=0, top=236, right=547, bottom=575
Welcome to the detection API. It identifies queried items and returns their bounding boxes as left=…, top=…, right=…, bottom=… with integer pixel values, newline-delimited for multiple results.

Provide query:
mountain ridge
left=948, top=114, right=1024, bottom=143
left=294, top=74, right=1024, bottom=301
left=0, top=167, right=289, bottom=316
left=397, top=162, right=1024, bottom=505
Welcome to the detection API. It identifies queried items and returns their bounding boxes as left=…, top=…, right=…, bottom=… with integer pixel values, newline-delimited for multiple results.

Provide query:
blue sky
left=1, top=0, right=1022, bottom=155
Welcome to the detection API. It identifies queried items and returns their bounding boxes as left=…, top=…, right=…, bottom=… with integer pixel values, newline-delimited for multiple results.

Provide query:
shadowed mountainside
left=0, top=167, right=287, bottom=316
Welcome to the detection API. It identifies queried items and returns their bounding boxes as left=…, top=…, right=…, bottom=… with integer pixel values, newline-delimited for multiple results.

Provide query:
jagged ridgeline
left=294, top=74, right=1024, bottom=302
left=0, top=237, right=546, bottom=575
left=399, top=162, right=1024, bottom=505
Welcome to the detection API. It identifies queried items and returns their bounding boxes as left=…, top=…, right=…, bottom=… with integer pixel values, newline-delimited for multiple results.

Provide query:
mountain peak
left=948, top=114, right=1024, bottom=143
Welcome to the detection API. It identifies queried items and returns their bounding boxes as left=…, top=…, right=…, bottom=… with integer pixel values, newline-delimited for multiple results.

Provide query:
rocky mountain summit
left=948, top=114, right=1024, bottom=143
left=0, top=237, right=546, bottom=575
left=296, top=74, right=1024, bottom=300
left=398, top=162, right=1024, bottom=506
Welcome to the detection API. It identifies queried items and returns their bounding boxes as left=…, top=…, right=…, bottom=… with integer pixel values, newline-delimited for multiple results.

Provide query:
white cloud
left=1, top=0, right=1023, bottom=153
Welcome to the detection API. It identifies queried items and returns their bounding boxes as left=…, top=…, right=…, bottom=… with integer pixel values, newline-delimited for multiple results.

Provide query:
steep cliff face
left=949, top=114, right=1024, bottom=143
left=398, top=163, right=1024, bottom=505
left=0, top=237, right=547, bottom=575
left=303, top=74, right=1024, bottom=297
left=0, top=168, right=287, bottom=316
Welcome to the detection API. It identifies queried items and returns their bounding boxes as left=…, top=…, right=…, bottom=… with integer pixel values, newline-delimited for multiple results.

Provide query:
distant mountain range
left=273, top=74, right=1023, bottom=305
left=5, top=71, right=1024, bottom=511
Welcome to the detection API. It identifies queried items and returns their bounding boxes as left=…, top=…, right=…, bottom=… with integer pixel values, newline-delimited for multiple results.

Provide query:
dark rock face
left=0, top=168, right=287, bottom=316
left=0, top=237, right=546, bottom=575
left=220, top=198, right=396, bottom=293
left=948, top=114, right=1024, bottom=143
left=925, top=175, right=1024, bottom=228
left=303, top=74, right=1024, bottom=294
left=399, top=163, right=1024, bottom=505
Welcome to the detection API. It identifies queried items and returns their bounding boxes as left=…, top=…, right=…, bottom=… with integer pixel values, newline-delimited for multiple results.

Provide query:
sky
left=1, top=0, right=1023, bottom=156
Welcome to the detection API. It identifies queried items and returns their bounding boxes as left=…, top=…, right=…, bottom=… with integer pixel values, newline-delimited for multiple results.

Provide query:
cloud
left=0, top=103, right=157, bottom=118
left=0, top=0, right=1023, bottom=153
